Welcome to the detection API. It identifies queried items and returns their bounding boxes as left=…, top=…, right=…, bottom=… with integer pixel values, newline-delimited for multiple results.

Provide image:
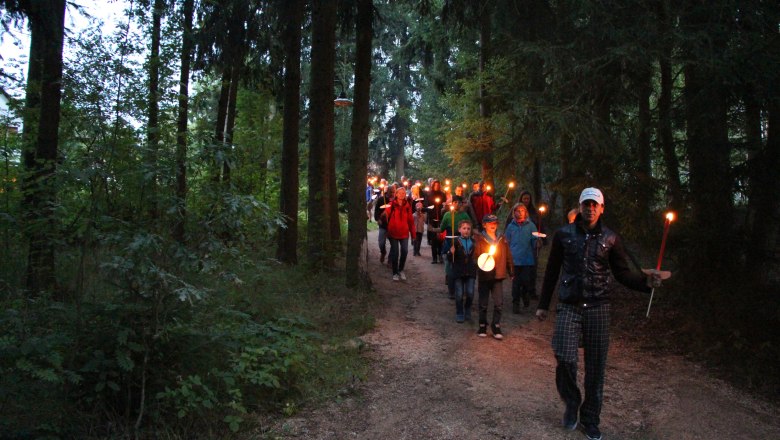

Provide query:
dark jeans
left=388, top=236, right=409, bottom=275
left=413, top=232, right=423, bottom=254
left=454, top=276, right=475, bottom=319
left=512, top=265, right=537, bottom=307
left=552, top=303, right=610, bottom=427
left=478, top=278, right=504, bottom=325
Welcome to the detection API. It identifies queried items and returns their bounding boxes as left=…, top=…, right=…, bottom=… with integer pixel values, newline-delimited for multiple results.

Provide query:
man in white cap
left=536, top=187, right=663, bottom=440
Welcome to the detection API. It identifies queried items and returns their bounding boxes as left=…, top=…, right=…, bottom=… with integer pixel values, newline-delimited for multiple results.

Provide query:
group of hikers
left=366, top=177, right=666, bottom=440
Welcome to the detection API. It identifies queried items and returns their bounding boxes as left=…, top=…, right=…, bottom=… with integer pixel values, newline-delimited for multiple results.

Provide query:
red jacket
left=385, top=199, right=416, bottom=239
left=470, top=192, right=496, bottom=223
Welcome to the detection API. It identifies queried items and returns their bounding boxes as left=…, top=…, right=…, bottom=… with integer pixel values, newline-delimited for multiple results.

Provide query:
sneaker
left=562, top=403, right=578, bottom=430
left=491, top=324, right=503, bottom=340
left=392, top=274, right=400, bottom=281
left=399, top=271, right=407, bottom=281
left=456, top=314, right=465, bottom=323
left=477, top=324, right=488, bottom=337
left=583, top=423, right=602, bottom=440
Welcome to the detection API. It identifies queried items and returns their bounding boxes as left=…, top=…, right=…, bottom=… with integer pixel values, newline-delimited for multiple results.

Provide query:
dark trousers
left=552, top=303, right=610, bottom=427
left=388, top=237, right=409, bottom=275
left=378, top=227, right=387, bottom=256
left=511, top=265, right=537, bottom=307
left=427, top=231, right=442, bottom=261
left=478, top=278, right=504, bottom=325
left=413, top=232, right=423, bottom=254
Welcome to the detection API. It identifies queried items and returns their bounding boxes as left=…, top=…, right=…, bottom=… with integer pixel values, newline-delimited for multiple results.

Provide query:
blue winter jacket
left=504, top=218, right=538, bottom=266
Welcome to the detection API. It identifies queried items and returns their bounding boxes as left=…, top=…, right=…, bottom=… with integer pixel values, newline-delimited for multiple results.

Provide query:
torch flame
left=450, top=205, right=455, bottom=211
left=424, top=186, right=430, bottom=192
left=462, top=183, right=467, bottom=189
left=488, top=245, right=496, bottom=256
left=539, top=205, right=547, bottom=213
left=445, top=179, right=451, bottom=186
left=486, top=185, right=492, bottom=191
left=435, top=197, right=440, bottom=203
left=509, top=182, right=515, bottom=188
left=444, top=186, right=450, bottom=192
left=666, top=212, right=675, bottom=222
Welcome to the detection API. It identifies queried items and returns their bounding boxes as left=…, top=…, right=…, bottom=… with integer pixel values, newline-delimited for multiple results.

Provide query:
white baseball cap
left=579, top=187, right=604, bottom=205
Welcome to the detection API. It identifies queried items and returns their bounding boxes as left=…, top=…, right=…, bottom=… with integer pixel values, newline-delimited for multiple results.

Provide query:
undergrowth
left=0, top=223, right=375, bottom=439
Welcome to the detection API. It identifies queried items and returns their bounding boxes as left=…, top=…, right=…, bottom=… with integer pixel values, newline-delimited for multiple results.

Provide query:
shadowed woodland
left=0, top=0, right=778, bottom=437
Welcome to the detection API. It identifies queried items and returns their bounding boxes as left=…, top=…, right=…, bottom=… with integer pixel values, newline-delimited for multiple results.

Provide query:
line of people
left=369, top=180, right=667, bottom=440
left=370, top=178, right=544, bottom=336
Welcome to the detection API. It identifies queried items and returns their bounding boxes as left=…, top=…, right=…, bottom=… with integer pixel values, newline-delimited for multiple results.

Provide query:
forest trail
left=265, top=230, right=780, bottom=440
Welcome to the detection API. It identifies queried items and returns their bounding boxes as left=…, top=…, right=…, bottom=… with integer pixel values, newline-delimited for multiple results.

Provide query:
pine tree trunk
left=276, top=0, right=303, bottom=264
left=145, top=0, right=164, bottom=218
left=746, top=66, right=780, bottom=284
left=307, top=0, right=337, bottom=270
left=684, top=64, right=733, bottom=270
left=213, top=68, right=231, bottom=183
left=173, top=0, right=194, bottom=244
left=23, top=0, right=66, bottom=295
left=223, top=61, right=241, bottom=184
left=658, top=0, right=683, bottom=208
left=346, top=0, right=373, bottom=288
left=636, top=64, right=653, bottom=227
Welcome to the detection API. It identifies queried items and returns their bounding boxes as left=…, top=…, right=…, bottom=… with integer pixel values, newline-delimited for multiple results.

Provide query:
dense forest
left=0, top=0, right=778, bottom=437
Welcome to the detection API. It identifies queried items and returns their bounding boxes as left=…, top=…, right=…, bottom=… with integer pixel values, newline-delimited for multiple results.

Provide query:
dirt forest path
left=268, top=229, right=780, bottom=440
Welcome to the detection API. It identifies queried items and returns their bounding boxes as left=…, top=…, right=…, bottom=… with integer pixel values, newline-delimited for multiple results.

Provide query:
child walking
left=474, top=214, right=513, bottom=339
left=445, top=219, right=478, bottom=323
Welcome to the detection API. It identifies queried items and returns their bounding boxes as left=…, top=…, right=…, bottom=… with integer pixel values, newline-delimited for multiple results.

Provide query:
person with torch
left=474, top=214, right=513, bottom=339
left=535, top=187, right=664, bottom=440
left=441, top=199, right=472, bottom=298
left=425, top=179, right=447, bottom=264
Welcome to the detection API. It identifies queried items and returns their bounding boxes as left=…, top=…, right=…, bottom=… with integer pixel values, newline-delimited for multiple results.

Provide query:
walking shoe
left=431, top=259, right=438, bottom=264
left=491, top=324, right=503, bottom=340
left=477, top=324, right=488, bottom=337
left=399, top=271, right=407, bottom=281
left=582, top=423, right=602, bottom=440
left=512, top=303, right=520, bottom=314
left=562, top=403, right=578, bottom=430
left=392, top=274, right=400, bottom=281
left=456, top=314, right=465, bottom=323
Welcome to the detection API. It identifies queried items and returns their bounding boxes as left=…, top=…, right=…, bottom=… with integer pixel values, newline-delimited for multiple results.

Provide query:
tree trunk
left=307, top=0, right=337, bottom=270
left=223, top=61, right=241, bottom=184
left=173, top=0, right=194, bottom=244
left=478, top=3, right=493, bottom=183
left=636, top=64, right=653, bottom=227
left=746, top=99, right=780, bottom=285
left=276, top=0, right=303, bottom=264
left=213, top=68, right=231, bottom=183
left=145, top=0, right=164, bottom=218
left=22, top=0, right=66, bottom=295
left=684, top=65, right=733, bottom=269
left=346, top=0, right=373, bottom=288
left=658, top=0, right=683, bottom=208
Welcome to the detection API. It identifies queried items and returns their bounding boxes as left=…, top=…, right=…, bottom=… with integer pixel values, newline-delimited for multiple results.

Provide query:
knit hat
left=579, top=187, right=604, bottom=205
left=482, top=214, right=498, bottom=224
